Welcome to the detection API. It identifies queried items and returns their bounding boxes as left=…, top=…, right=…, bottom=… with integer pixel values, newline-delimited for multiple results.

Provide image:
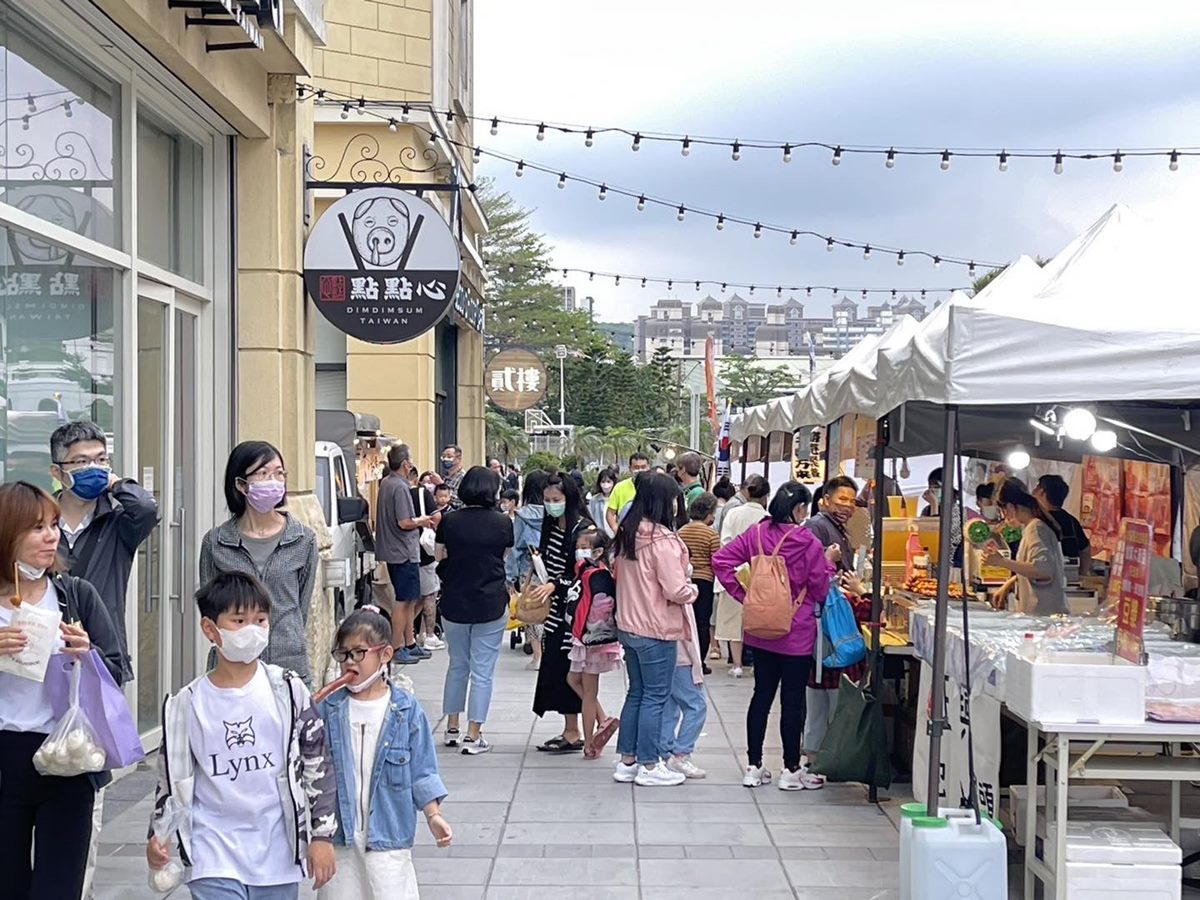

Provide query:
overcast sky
left=474, top=1, right=1200, bottom=325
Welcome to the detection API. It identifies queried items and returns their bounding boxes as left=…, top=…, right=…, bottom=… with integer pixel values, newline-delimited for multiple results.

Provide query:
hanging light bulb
left=681, top=136, right=691, bottom=156
left=490, top=117, right=499, bottom=135
left=356, top=98, right=366, bottom=115
left=777, top=287, right=783, bottom=297
left=716, top=214, right=725, bottom=231
left=885, top=148, right=896, bottom=168
left=863, top=244, right=871, bottom=260
left=340, top=103, right=350, bottom=119
left=557, top=173, right=567, bottom=189
left=472, top=146, right=481, bottom=164
left=21, top=115, right=29, bottom=131
left=1053, top=151, right=1064, bottom=175
left=1169, top=150, right=1180, bottom=171
left=749, top=285, right=755, bottom=295
left=588, top=271, right=594, bottom=281
left=536, top=122, right=546, bottom=141
left=892, top=289, right=898, bottom=299
left=731, top=140, right=741, bottom=161
left=1090, top=429, right=1118, bottom=452
left=998, top=151, right=1009, bottom=172
left=933, top=255, right=942, bottom=269
left=721, top=283, right=728, bottom=292
left=1112, top=151, right=1123, bottom=173
left=806, top=287, right=812, bottom=297
left=861, top=289, right=868, bottom=300
left=641, top=278, right=647, bottom=288
left=615, top=275, right=620, bottom=286
left=832, top=146, right=843, bottom=166
left=401, top=104, right=411, bottom=123
left=26, top=94, right=35, bottom=113
left=427, top=130, right=438, bottom=146
left=584, top=128, right=594, bottom=148
left=515, top=160, right=525, bottom=177
left=562, top=269, right=568, bottom=279
left=636, top=194, right=646, bottom=211
left=896, top=250, right=905, bottom=266
left=782, top=144, right=793, bottom=163
left=631, top=132, right=642, bottom=151
left=668, top=280, right=674, bottom=290
left=597, top=184, right=607, bottom=201
left=1006, top=449, right=1031, bottom=470
left=695, top=281, right=701, bottom=291
left=921, top=289, right=926, bottom=299
left=753, top=223, right=763, bottom=239
left=940, top=150, right=951, bottom=171
left=1063, top=407, right=1097, bottom=441
left=387, top=118, right=397, bottom=132
left=62, top=100, right=73, bottom=118
left=968, top=261, right=977, bottom=277
left=790, top=231, right=798, bottom=245
left=826, top=237, right=834, bottom=252
left=676, top=205, right=686, bottom=222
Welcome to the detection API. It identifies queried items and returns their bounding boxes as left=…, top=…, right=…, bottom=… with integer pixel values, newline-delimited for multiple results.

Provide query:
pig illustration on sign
left=350, top=195, right=410, bottom=267
left=14, top=193, right=78, bottom=262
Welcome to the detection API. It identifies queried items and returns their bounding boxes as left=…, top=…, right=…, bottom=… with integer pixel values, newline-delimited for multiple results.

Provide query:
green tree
left=571, top=425, right=604, bottom=467
left=719, top=355, right=794, bottom=407
left=485, top=408, right=528, bottom=464
left=480, top=180, right=595, bottom=352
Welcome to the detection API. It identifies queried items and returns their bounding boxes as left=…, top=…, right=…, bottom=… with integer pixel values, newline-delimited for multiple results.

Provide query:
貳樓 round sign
left=304, top=187, right=462, bottom=344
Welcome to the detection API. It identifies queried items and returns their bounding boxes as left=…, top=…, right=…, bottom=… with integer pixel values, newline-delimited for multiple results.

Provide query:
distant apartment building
left=634, top=293, right=928, bottom=362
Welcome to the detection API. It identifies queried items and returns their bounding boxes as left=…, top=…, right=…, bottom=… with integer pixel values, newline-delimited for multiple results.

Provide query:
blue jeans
left=616, top=631, right=677, bottom=765
left=188, top=879, right=299, bottom=900
left=442, top=614, right=507, bottom=724
left=660, top=665, right=708, bottom=757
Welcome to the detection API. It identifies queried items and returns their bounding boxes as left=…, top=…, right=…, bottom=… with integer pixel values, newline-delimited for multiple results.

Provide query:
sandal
left=591, top=717, right=620, bottom=754
left=538, top=735, right=585, bottom=754
left=583, top=741, right=599, bottom=760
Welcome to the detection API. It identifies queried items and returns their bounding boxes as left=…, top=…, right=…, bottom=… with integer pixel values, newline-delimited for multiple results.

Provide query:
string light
left=863, top=245, right=872, bottom=261
left=1170, top=150, right=1180, bottom=171
left=832, top=146, right=843, bottom=166
left=731, top=140, right=741, bottom=161
left=897, top=250, right=905, bottom=266
left=968, top=261, right=977, bottom=277
left=26, top=94, right=35, bottom=113
left=515, top=160, right=525, bottom=177
left=716, top=214, right=725, bottom=231
left=636, top=194, right=646, bottom=211
left=753, top=223, right=763, bottom=239
left=998, top=151, right=1009, bottom=172
left=677, top=205, right=686, bottom=222
left=1054, top=151, right=1064, bottom=175
left=933, top=256, right=941, bottom=269
left=615, top=275, right=620, bottom=285
left=1112, top=151, right=1123, bottom=173
left=21, top=114, right=29, bottom=131
left=885, top=148, right=896, bottom=168
left=387, top=118, right=397, bottom=132
left=681, top=136, right=691, bottom=156
left=782, top=144, right=792, bottom=163
left=790, top=231, right=798, bottom=245
left=940, top=150, right=951, bottom=171
left=62, top=100, right=72, bottom=118
left=427, top=130, right=438, bottom=146
left=490, top=116, right=499, bottom=135
left=356, top=99, right=366, bottom=116
left=597, top=183, right=607, bottom=200
left=584, top=128, right=594, bottom=148
left=632, top=132, right=642, bottom=151
left=401, top=104, right=411, bottom=123
left=472, top=146, right=481, bottom=163
left=557, top=172, right=567, bottom=189
left=536, top=122, right=546, bottom=141
left=826, top=238, right=835, bottom=252
left=339, top=103, right=350, bottom=119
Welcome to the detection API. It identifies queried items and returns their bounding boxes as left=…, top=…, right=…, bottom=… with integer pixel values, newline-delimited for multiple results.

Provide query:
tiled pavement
left=95, top=640, right=915, bottom=900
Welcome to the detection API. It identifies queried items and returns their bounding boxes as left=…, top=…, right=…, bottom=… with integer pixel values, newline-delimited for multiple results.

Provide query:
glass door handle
left=169, top=509, right=185, bottom=614
left=143, top=528, right=156, bottom=613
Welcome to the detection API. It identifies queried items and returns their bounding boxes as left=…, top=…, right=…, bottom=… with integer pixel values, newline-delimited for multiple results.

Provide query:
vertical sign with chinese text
left=1109, top=518, right=1152, bottom=664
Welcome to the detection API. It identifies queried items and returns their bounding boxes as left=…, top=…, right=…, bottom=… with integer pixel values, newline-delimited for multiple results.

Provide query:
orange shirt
left=678, top=521, right=721, bottom=582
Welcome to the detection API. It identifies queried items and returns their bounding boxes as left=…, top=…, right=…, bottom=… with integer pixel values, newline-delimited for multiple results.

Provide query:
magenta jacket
left=712, top=520, right=833, bottom=657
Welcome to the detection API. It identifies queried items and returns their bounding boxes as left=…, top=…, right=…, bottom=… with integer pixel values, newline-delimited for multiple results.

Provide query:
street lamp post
left=555, top=344, right=568, bottom=455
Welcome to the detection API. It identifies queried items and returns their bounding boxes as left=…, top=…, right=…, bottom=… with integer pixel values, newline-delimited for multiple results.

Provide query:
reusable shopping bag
left=811, top=673, right=891, bottom=788
left=819, top=584, right=867, bottom=669
left=46, top=649, right=144, bottom=769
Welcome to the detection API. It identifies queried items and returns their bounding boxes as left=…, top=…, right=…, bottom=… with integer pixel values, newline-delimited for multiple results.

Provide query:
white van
left=314, top=439, right=369, bottom=619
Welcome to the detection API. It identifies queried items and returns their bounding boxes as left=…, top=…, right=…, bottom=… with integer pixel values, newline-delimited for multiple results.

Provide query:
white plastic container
left=1008, top=784, right=1128, bottom=845
left=1005, top=650, right=1146, bottom=725
left=1054, top=821, right=1182, bottom=899
left=899, top=804, right=978, bottom=900
left=909, top=814, right=1007, bottom=900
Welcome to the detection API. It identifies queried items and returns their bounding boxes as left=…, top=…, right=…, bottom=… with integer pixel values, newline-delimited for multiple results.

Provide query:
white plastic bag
left=32, top=659, right=107, bottom=776
left=147, top=795, right=187, bottom=893
left=417, top=489, right=437, bottom=556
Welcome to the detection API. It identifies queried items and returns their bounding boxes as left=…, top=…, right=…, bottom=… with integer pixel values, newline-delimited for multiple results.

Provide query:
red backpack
left=742, top=526, right=807, bottom=640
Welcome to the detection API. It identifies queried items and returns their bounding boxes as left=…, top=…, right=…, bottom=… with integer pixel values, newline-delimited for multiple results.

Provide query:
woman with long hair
left=611, top=473, right=698, bottom=787
left=506, top=470, right=550, bottom=670
left=588, top=467, right=619, bottom=537
left=201, top=441, right=320, bottom=684
left=0, top=481, right=124, bottom=899
left=713, top=482, right=833, bottom=791
left=987, top=479, right=1068, bottom=615
left=530, top=472, right=593, bottom=753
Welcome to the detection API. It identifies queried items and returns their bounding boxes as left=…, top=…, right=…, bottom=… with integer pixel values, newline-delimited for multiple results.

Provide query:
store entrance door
left=133, top=281, right=201, bottom=735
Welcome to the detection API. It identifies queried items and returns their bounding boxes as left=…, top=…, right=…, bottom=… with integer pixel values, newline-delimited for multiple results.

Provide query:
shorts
left=713, top=591, right=744, bottom=642
left=419, top=562, right=440, bottom=597
left=388, top=561, right=421, bottom=602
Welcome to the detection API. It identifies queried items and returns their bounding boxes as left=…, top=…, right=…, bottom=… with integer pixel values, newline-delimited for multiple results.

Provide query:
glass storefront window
left=137, top=111, right=203, bottom=281
left=0, top=225, right=116, bottom=487
left=0, top=4, right=121, bottom=248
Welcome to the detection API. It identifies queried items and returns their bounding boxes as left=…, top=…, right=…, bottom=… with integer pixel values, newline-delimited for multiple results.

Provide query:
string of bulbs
left=301, top=85, right=1004, bottom=273
left=487, top=259, right=965, bottom=301
left=296, top=84, right=1195, bottom=174
left=2, top=95, right=83, bottom=130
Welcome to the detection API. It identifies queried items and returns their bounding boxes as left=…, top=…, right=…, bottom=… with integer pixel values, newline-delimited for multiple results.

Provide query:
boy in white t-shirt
left=146, top=572, right=338, bottom=899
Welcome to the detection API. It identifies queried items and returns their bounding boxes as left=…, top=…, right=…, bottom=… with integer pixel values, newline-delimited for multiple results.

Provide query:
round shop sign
left=486, top=348, right=548, bottom=412
left=303, top=187, right=462, bottom=344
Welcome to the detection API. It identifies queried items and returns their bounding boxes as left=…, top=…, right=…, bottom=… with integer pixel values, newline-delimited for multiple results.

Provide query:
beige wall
left=318, top=0, right=433, bottom=100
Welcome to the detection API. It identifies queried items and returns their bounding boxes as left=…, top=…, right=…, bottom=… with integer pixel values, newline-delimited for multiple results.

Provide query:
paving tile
left=635, top=801, right=764, bottom=824
left=640, top=858, right=792, bottom=890
left=768, top=824, right=899, bottom=848
left=502, top=821, right=636, bottom=845
left=637, top=845, right=687, bottom=858
left=486, top=889, right=639, bottom=900
left=785, top=859, right=899, bottom=887
left=489, top=857, right=638, bottom=886
left=642, top=891, right=797, bottom=900
left=641, top=820, right=773, bottom=845
left=412, top=857, right=494, bottom=885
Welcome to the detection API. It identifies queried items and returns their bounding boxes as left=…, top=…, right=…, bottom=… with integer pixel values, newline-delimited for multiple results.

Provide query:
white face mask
left=216, top=624, right=269, bottom=664
left=981, top=505, right=1001, bottom=522
left=16, top=561, right=46, bottom=581
left=575, top=549, right=596, bottom=563
left=347, top=666, right=386, bottom=694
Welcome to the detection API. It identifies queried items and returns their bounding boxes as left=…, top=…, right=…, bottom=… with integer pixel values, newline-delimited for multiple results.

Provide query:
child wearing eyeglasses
left=316, top=606, right=451, bottom=899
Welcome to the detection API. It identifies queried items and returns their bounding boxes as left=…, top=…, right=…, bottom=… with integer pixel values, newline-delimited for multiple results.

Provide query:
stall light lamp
left=1029, top=418, right=1056, bottom=436
left=1090, top=430, right=1118, bottom=452
left=1006, top=449, right=1031, bottom=470
left=1062, top=407, right=1097, bottom=441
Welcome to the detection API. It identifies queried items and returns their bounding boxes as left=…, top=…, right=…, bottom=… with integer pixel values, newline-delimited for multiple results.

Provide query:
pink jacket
left=612, top=522, right=698, bottom=642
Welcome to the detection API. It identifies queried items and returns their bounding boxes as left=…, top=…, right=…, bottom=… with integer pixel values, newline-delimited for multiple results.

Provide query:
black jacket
left=58, top=480, right=160, bottom=681
left=52, top=572, right=126, bottom=685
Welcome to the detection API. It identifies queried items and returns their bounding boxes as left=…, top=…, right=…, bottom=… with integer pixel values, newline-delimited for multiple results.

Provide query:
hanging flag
left=805, top=330, right=816, bottom=376
left=716, top=401, right=732, bottom=477
left=704, top=334, right=718, bottom=427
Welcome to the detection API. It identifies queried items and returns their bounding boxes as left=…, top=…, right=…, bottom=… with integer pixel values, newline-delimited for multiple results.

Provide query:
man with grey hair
left=678, top=451, right=706, bottom=509
left=376, top=443, right=436, bottom=665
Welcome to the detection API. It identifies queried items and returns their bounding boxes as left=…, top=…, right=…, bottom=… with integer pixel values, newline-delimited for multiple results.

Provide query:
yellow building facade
left=309, top=0, right=487, bottom=471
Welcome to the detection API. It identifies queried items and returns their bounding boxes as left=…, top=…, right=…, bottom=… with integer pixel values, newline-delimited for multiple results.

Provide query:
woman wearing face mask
left=0, top=481, right=124, bottom=900
left=530, top=473, right=593, bottom=753
left=986, top=479, right=1068, bottom=616
left=200, top=441, right=320, bottom=686
left=588, top=467, right=619, bottom=538
left=974, top=481, right=1020, bottom=556
left=315, top=606, right=450, bottom=900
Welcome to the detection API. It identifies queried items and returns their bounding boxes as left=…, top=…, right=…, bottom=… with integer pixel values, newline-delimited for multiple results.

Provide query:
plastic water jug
left=909, top=814, right=1007, bottom=900
left=899, top=804, right=979, bottom=900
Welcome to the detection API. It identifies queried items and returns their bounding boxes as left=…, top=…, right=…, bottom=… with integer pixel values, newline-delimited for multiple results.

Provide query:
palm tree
left=604, top=427, right=641, bottom=470
left=486, top=409, right=528, bottom=464
left=572, top=425, right=604, bottom=468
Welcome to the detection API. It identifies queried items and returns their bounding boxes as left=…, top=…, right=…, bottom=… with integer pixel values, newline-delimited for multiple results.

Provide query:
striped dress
left=532, top=522, right=584, bottom=717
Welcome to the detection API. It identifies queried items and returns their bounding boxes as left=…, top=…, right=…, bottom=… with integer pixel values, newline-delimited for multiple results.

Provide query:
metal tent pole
left=867, top=412, right=889, bottom=804
left=926, top=404, right=958, bottom=812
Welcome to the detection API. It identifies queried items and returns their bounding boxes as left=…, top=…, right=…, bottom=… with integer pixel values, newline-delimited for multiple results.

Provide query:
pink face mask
left=245, top=480, right=286, bottom=513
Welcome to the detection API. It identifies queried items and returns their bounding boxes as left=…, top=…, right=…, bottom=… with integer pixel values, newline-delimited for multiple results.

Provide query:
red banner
left=1121, top=460, right=1172, bottom=556
left=704, top=334, right=717, bottom=429
left=1109, top=518, right=1153, bottom=664
left=1080, top=455, right=1123, bottom=559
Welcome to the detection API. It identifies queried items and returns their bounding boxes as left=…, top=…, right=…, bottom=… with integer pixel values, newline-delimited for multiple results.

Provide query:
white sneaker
left=613, top=760, right=639, bottom=783
left=423, top=635, right=446, bottom=651
left=729, top=666, right=743, bottom=679
left=799, top=766, right=826, bottom=790
left=742, top=764, right=772, bottom=787
left=667, top=755, right=707, bottom=779
left=634, top=761, right=686, bottom=787
left=778, top=768, right=805, bottom=791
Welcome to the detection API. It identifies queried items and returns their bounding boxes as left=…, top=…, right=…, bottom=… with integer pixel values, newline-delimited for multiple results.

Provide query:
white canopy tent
left=791, top=324, right=896, bottom=430
left=814, top=314, right=921, bottom=426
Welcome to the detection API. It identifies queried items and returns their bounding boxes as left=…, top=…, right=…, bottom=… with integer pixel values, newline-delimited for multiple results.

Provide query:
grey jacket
left=58, top=480, right=160, bottom=681
left=150, top=664, right=338, bottom=876
left=199, top=515, right=319, bottom=684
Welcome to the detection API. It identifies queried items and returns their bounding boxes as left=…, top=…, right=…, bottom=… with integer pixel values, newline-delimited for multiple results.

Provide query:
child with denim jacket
left=317, top=606, right=451, bottom=899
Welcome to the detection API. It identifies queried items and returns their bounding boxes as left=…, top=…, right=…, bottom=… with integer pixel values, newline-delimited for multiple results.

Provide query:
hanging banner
left=1079, top=455, right=1123, bottom=559
left=715, top=402, right=732, bottom=478
left=304, top=187, right=462, bottom=344
left=1122, top=461, right=1172, bottom=556
left=485, top=348, right=547, bottom=413
left=1107, top=518, right=1153, bottom=663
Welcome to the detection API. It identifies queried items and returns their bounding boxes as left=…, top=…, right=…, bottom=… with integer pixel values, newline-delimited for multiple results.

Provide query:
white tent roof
left=791, top=327, right=887, bottom=429
left=875, top=204, right=1198, bottom=413
left=816, top=314, right=921, bottom=426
